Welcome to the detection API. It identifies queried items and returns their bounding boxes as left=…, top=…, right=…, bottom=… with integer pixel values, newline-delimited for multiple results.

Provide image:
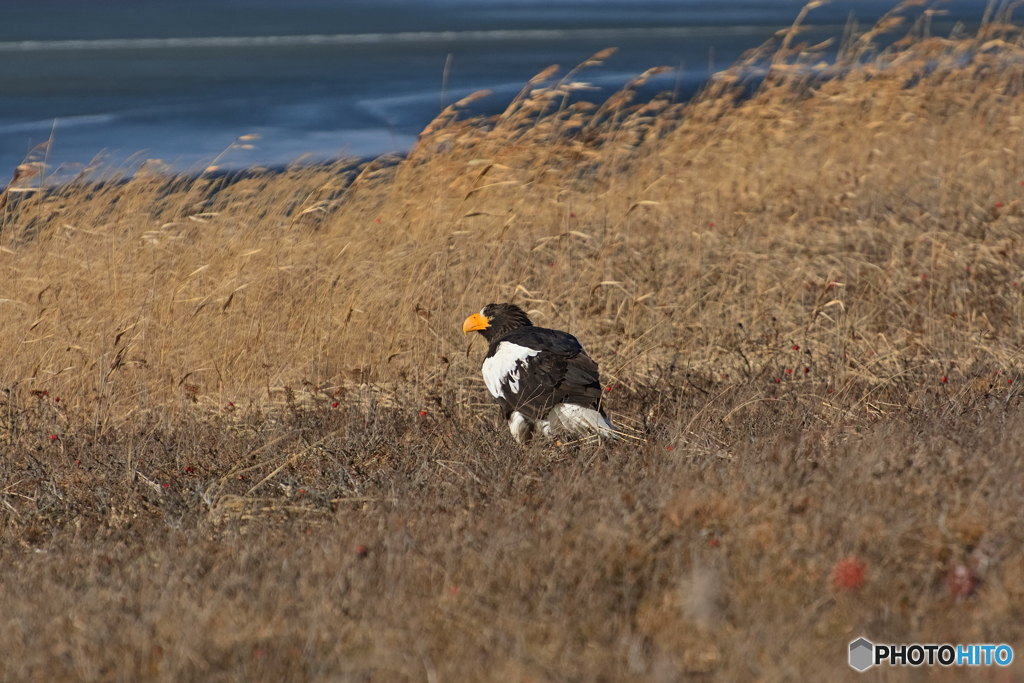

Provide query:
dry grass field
left=3, top=3, right=1024, bottom=680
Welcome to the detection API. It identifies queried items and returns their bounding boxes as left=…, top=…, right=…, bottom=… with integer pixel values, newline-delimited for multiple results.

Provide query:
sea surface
left=0, top=0, right=988, bottom=175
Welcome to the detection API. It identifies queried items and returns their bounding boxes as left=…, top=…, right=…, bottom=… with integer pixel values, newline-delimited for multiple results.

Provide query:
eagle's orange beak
left=462, top=313, right=489, bottom=335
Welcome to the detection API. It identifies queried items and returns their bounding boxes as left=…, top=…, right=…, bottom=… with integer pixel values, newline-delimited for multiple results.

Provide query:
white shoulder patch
left=482, top=342, right=539, bottom=398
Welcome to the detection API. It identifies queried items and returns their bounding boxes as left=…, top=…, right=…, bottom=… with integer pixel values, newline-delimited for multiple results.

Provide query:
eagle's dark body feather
left=484, top=326, right=605, bottom=423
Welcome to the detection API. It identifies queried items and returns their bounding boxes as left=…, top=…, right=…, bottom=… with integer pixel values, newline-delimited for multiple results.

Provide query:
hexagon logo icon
left=849, top=638, right=874, bottom=671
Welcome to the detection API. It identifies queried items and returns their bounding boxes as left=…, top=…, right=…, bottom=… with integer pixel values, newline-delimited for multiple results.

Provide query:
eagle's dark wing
left=490, top=327, right=605, bottom=421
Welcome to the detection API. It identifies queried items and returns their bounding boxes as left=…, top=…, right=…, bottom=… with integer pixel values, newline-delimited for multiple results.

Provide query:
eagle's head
left=462, top=303, right=533, bottom=342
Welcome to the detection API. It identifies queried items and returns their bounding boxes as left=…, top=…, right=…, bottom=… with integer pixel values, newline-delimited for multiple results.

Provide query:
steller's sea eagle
left=463, top=303, right=617, bottom=443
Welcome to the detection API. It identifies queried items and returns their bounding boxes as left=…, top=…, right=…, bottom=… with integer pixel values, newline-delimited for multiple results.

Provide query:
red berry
left=419, top=410, right=427, bottom=416
left=786, top=368, right=792, bottom=375
left=941, top=376, right=947, bottom=383
left=356, top=544, right=368, bottom=558
left=947, top=564, right=978, bottom=598
left=451, top=586, right=460, bottom=595
left=49, top=434, right=56, bottom=441
left=570, top=212, right=576, bottom=218
left=921, top=273, right=927, bottom=279
left=996, top=202, right=1003, bottom=208
left=830, top=557, right=866, bottom=590
left=605, top=386, right=612, bottom=392
left=75, top=460, right=81, bottom=465
left=668, top=445, right=673, bottom=451
left=375, top=218, right=380, bottom=223
left=709, top=538, right=719, bottom=548
left=793, top=345, right=799, bottom=351
left=163, top=483, right=168, bottom=488
left=332, top=402, right=338, bottom=408
left=804, top=367, right=809, bottom=373
left=54, top=397, right=60, bottom=402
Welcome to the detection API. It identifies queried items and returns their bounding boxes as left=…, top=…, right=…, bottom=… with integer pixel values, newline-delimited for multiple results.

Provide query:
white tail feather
left=545, top=403, right=618, bottom=439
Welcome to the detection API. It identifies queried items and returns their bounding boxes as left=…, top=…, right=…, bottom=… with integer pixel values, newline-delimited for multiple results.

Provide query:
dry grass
left=3, top=3, right=1024, bottom=680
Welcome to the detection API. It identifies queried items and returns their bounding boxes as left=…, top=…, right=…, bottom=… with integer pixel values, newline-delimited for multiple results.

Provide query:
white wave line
left=0, top=25, right=822, bottom=52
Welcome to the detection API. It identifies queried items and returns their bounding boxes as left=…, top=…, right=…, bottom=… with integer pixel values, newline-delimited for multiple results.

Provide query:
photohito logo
left=849, top=638, right=1013, bottom=671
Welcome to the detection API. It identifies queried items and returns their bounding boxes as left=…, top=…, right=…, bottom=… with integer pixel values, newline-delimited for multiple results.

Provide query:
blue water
left=0, top=0, right=988, bottom=175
